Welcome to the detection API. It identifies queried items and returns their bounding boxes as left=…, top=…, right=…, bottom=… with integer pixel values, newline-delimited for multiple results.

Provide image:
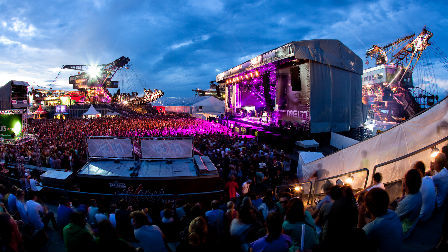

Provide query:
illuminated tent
left=83, top=105, right=101, bottom=118
left=33, top=105, right=47, bottom=119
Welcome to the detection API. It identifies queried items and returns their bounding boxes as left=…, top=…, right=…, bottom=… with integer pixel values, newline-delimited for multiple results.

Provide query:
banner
left=87, top=138, right=133, bottom=158
left=141, top=138, right=192, bottom=159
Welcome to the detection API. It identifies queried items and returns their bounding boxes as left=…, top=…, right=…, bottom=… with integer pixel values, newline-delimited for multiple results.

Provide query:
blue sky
left=1, top=0, right=448, bottom=97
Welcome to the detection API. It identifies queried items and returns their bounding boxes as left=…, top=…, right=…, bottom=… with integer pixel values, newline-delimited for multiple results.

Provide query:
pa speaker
left=290, top=66, right=301, bottom=91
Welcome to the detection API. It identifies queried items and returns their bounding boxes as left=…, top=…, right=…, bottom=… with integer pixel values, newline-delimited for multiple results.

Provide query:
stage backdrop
left=141, top=138, right=193, bottom=159
left=87, top=138, right=133, bottom=158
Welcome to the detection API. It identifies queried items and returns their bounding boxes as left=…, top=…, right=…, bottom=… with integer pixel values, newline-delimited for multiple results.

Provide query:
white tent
left=302, top=96, right=448, bottom=187
left=83, top=105, right=101, bottom=118
left=192, top=96, right=225, bottom=114
left=297, top=151, right=325, bottom=179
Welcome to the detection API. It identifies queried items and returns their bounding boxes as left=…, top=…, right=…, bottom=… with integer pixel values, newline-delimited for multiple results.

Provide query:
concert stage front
left=217, top=39, right=364, bottom=133
left=77, top=158, right=221, bottom=195
left=76, top=137, right=223, bottom=195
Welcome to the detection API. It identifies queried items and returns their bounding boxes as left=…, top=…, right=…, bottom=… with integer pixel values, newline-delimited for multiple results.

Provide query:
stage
left=76, top=156, right=223, bottom=195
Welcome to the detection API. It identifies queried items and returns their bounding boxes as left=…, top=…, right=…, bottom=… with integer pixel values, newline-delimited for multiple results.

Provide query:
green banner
left=0, top=114, right=22, bottom=139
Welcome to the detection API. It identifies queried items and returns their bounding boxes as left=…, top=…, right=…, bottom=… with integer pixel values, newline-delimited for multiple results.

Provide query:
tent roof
left=298, top=152, right=324, bottom=164
left=34, top=105, right=46, bottom=114
left=83, top=105, right=101, bottom=115
left=106, top=111, right=120, bottom=116
left=217, top=39, right=362, bottom=82
left=192, top=96, right=225, bottom=113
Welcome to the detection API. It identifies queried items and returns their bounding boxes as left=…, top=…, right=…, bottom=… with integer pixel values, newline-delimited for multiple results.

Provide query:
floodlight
left=12, top=121, right=21, bottom=136
left=87, top=65, right=102, bottom=78
left=431, top=147, right=440, bottom=158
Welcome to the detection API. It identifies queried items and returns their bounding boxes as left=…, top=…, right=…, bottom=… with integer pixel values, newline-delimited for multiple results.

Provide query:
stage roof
left=78, top=159, right=198, bottom=178
left=216, top=39, right=363, bottom=82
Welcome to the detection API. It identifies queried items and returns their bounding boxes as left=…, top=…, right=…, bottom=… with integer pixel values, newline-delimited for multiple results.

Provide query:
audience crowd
left=1, top=111, right=448, bottom=252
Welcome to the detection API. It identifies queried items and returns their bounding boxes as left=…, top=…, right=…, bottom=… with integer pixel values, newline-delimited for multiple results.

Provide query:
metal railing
left=303, top=168, right=370, bottom=205
left=372, top=135, right=448, bottom=185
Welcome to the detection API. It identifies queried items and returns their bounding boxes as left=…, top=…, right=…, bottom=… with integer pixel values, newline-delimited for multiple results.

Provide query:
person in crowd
left=0, top=212, right=23, bottom=252
left=94, top=220, right=136, bottom=252
left=94, top=204, right=109, bottom=224
left=311, top=180, right=333, bottom=218
left=395, top=168, right=422, bottom=236
left=224, top=201, right=238, bottom=233
left=14, top=189, right=27, bottom=225
left=225, top=175, right=239, bottom=199
left=205, top=200, right=225, bottom=242
left=431, top=153, right=448, bottom=208
left=320, top=185, right=367, bottom=251
left=368, top=172, right=385, bottom=191
left=56, top=196, right=73, bottom=234
left=242, top=179, right=252, bottom=196
left=230, top=201, right=262, bottom=252
left=115, top=199, right=135, bottom=242
left=6, top=186, right=18, bottom=217
left=177, top=216, right=211, bottom=252
left=282, top=198, right=318, bottom=252
left=314, top=185, right=342, bottom=241
left=362, top=188, right=403, bottom=252
left=249, top=212, right=292, bottom=252
left=259, top=189, right=278, bottom=220
left=414, top=161, right=436, bottom=222
left=63, top=211, right=95, bottom=252
left=87, top=199, right=99, bottom=226
left=131, top=210, right=168, bottom=252
left=26, top=191, right=56, bottom=232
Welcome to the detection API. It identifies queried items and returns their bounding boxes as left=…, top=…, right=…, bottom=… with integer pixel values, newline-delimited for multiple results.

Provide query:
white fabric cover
left=83, top=105, right=101, bottom=116
left=309, top=62, right=362, bottom=133
left=296, top=140, right=319, bottom=148
left=302, top=97, right=448, bottom=187
left=87, top=138, right=133, bottom=158
left=330, top=132, right=359, bottom=149
left=192, top=96, right=225, bottom=113
left=141, top=138, right=193, bottom=159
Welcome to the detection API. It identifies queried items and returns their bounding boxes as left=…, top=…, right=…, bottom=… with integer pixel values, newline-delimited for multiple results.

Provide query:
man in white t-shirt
left=26, top=192, right=56, bottom=231
left=131, top=211, right=167, bottom=252
left=414, top=161, right=436, bottom=222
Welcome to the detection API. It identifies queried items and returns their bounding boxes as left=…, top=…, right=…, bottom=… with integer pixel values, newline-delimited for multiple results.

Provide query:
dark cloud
left=0, top=0, right=448, bottom=97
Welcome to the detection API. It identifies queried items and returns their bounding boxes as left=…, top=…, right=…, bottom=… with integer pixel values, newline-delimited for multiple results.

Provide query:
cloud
left=4, top=17, right=37, bottom=37
left=169, top=34, right=211, bottom=50
left=170, top=40, right=194, bottom=50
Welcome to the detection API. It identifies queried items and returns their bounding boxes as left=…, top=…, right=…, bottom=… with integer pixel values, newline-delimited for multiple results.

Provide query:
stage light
left=293, top=185, right=302, bottom=192
left=345, top=176, right=354, bottom=185
left=87, top=65, right=102, bottom=78
left=255, top=71, right=259, bottom=77
left=431, top=147, right=440, bottom=158
left=12, top=121, right=22, bottom=136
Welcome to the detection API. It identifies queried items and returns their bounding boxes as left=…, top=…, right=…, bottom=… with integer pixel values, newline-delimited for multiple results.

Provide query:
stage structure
left=77, top=136, right=221, bottom=195
left=0, top=81, right=29, bottom=110
left=216, top=39, right=363, bottom=133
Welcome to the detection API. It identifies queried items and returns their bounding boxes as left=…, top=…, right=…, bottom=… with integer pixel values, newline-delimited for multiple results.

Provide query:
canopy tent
left=192, top=96, right=225, bottom=113
left=83, top=105, right=101, bottom=118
